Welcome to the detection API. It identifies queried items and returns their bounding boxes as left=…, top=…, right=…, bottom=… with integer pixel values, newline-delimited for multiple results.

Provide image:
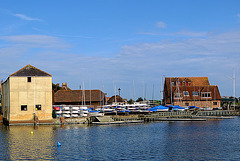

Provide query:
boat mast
left=170, top=78, right=172, bottom=105
left=233, top=70, right=236, bottom=110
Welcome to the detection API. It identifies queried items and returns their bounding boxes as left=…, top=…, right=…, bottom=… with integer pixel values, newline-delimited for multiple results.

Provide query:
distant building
left=1, top=65, right=53, bottom=125
left=107, top=95, right=127, bottom=104
left=163, top=77, right=221, bottom=108
left=54, top=90, right=106, bottom=109
left=221, top=96, right=236, bottom=110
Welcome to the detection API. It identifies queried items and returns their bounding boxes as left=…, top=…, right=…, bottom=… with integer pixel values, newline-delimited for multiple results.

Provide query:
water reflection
left=0, top=118, right=240, bottom=160
left=0, top=125, right=58, bottom=160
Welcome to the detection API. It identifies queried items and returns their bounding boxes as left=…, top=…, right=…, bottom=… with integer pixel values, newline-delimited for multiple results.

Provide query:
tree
left=52, top=110, right=57, bottom=118
left=136, top=97, right=143, bottom=102
left=52, top=83, right=62, bottom=93
left=128, top=99, right=134, bottom=104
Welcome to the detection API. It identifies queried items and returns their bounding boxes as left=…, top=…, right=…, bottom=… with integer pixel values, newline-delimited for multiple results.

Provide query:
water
left=1, top=118, right=240, bottom=160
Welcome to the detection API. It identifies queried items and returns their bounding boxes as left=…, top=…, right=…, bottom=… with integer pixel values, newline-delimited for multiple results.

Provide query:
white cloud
left=0, top=35, right=70, bottom=48
left=0, top=31, right=240, bottom=98
left=137, top=30, right=207, bottom=37
left=14, top=13, right=42, bottom=21
left=156, top=21, right=167, bottom=28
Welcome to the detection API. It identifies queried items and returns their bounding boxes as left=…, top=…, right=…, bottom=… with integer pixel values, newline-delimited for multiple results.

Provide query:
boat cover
left=148, top=105, right=169, bottom=112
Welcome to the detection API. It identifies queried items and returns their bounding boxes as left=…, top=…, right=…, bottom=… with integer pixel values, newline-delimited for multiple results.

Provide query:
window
left=192, top=91, right=198, bottom=96
left=213, top=102, right=218, bottom=105
left=21, top=105, right=27, bottom=111
left=174, top=93, right=182, bottom=99
left=27, top=77, right=31, bottom=82
left=36, top=104, right=41, bottom=110
left=183, top=91, right=189, bottom=96
left=171, top=82, right=175, bottom=86
left=201, top=92, right=211, bottom=98
left=185, top=103, right=189, bottom=106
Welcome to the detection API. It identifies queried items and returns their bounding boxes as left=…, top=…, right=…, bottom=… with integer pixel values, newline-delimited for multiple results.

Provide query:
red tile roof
left=54, top=90, right=105, bottom=103
left=164, top=77, right=221, bottom=104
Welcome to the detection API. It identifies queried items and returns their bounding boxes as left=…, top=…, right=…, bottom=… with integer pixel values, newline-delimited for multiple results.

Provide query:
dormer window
left=192, top=91, right=198, bottom=96
left=27, top=77, right=31, bottom=82
left=183, top=91, right=189, bottom=96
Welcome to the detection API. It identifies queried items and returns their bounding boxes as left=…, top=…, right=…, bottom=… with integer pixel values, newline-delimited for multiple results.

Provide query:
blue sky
left=0, top=0, right=240, bottom=100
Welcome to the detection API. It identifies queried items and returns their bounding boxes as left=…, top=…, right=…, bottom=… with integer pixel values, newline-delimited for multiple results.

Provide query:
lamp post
left=118, top=88, right=121, bottom=97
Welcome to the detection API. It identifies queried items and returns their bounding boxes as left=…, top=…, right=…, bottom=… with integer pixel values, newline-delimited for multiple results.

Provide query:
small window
left=201, top=92, right=211, bottom=98
left=185, top=103, right=189, bottom=106
left=36, top=104, right=41, bottom=110
left=183, top=91, right=189, bottom=96
left=213, top=102, right=217, bottom=105
left=27, top=77, right=31, bottom=82
left=174, top=93, right=182, bottom=98
left=192, top=91, right=198, bottom=96
left=171, top=82, right=175, bottom=86
left=21, top=105, right=27, bottom=111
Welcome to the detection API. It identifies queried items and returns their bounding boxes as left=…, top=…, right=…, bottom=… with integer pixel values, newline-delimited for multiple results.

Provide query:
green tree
left=136, top=97, right=143, bottom=102
left=128, top=99, right=134, bottom=104
left=52, top=110, right=57, bottom=118
left=52, top=83, right=62, bottom=93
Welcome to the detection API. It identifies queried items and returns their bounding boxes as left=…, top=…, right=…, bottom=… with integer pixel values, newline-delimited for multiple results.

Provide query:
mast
left=233, top=70, right=236, bottom=110
left=170, top=78, right=172, bottom=105
left=133, top=80, right=136, bottom=101
left=102, top=80, right=105, bottom=105
left=90, top=80, right=91, bottom=107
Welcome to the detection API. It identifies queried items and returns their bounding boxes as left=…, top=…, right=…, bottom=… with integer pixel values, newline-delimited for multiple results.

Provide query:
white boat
left=72, top=107, right=79, bottom=111
left=62, top=110, right=71, bottom=114
left=80, top=113, right=88, bottom=117
left=71, top=114, right=79, bottom=117
left=56, top=111, right=62, bottom=114
left=89, top=111, right=104, bottom=117
left=71, top=110, right=79, bottom=114
left=62, top=106, right=70, bottom=111
left=79, top=106, right=89, bottom=117
left=62, top=114, right=71, bottom=118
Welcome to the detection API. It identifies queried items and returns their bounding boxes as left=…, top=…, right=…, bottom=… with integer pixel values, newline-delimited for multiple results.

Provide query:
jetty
left=91, top=116, right=144, bottom=125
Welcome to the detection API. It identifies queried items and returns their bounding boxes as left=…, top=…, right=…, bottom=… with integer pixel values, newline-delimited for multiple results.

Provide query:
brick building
left=163, top=77, right=221, bottom=108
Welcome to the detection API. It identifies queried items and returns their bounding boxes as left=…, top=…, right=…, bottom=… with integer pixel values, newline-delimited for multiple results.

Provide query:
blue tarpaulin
left=189, top=106, right=199, bottom=109
left=148, top=105, right=169, bottom=112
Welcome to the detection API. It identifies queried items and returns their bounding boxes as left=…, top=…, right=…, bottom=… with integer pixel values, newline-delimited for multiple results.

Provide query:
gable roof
left=107, top=95, right=124, bottom=104
left=165, top=77, right=210, bottom=86
left=10, top=64, right=52, bottom=77
left=54, top=90, right=105, bottom=103
left=164, top=77, right=221, bottom=104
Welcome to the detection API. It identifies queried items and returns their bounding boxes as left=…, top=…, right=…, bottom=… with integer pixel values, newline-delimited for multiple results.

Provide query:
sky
left=0, top=0, right=240, bottom=100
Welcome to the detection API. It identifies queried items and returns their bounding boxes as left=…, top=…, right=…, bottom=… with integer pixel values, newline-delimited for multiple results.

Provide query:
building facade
left=163, top=77, right=221, bottom=108
left=2, top=65, right=52, bottom=125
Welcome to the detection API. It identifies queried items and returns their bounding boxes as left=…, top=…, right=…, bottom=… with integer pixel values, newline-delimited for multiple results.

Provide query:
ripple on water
left=0, top=118, right=240, bottom=160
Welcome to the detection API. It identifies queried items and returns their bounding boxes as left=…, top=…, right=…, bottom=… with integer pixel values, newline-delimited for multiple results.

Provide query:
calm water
left=1, top=118, right=240, bottom=160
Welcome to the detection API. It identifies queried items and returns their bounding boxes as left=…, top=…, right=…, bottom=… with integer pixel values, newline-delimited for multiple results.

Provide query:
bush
left=52, top=110, right=57, bottom=118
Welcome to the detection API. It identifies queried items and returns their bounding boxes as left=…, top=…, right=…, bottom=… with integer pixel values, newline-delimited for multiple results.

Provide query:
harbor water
left=1, top=117, right=240, bottom=160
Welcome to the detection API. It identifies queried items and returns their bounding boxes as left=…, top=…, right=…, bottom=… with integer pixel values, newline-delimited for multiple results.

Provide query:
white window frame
left=201, top=92, right=211, bottom=98
left=183, top=91, right=189, bottom=96
left=192, top=91, right=198, bottom=96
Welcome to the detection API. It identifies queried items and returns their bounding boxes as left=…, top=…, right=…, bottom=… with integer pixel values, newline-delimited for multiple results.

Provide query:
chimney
left=62, top=82, right=67, bottom=90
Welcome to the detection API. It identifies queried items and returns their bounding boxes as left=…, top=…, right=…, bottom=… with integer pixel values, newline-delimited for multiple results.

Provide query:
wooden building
left=163, top=77, right=221, bottom=108
left=1, top=65, right=53, bottom=125
left=54, top=90, right=106, bottom=109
